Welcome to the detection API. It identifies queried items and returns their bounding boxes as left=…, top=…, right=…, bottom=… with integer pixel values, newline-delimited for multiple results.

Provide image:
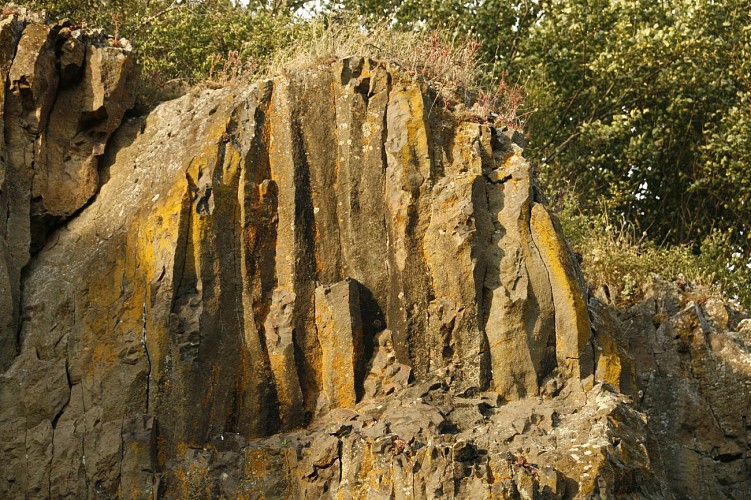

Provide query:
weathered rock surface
left=617, top=281, right=751, bottom=498
left=315, top=278, right=365, bottom=412
left=164, top=380, right=663, bottom=499
left=1, top=15, right=750, bottom=499
left=0, top=10, right=136, bottom=373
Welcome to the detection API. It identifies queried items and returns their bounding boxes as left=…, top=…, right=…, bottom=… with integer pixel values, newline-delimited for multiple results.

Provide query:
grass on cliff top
left=3, top=3, right=526, bottom=125
left=209, top=14, right=529, bottom=129
left=2, top=0, right=528, bottom=129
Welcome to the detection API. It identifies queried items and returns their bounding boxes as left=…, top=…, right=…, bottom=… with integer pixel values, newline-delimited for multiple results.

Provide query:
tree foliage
left=519, top=0, right=751, bottom=305
left=520, top=0, right=750, bottom=246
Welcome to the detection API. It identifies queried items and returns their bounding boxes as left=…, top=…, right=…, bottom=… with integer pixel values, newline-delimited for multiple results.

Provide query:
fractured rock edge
left=0, top=11, right=137, bottom=373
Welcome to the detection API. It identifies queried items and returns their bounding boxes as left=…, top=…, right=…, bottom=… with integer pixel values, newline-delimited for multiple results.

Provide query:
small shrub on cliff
left=5, top=2, right=527, bottom=124
left=5, top=0, right=302, bottom=104
left=557, top=193, right=750, bottom=308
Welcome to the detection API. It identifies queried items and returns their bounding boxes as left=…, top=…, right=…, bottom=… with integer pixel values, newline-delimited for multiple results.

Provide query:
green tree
left=519, top=0, right=750, bottom=245
left=517, top=0, right=751, bottom=304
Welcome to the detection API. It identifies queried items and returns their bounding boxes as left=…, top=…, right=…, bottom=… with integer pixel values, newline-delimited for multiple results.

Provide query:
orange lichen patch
left=594, top=333, right=623, bottom=389
left=183, top=461, right=214, bottom=498
left=268, top=352, right=293, bottom=405
left=448, top=122, right=488, bottom=176
left=176, top=442, right=191, bottom=457
left=352, top=442, right=393, bottom=498
left=243, top=448, right=272, bottom=479
left=529, top=203, right=592, bottom=376
left=113, top=171, right=196, bottom=455
left=488, top=454, right=514, bottom=484
left=355, top=444, right=375, bottom=491
left=91, top=341, right=120, bottom=366
left=74, top=237, right=148, bottom=393
left=134, top=186, right=188, bottom=276
left=84, top=250, right=127, bottom=310
left=241, top=446, right=291, bottom=498
left=172, top=466, right=188, bottom=495
left=315, top=310, right=356, bottom=409
left=156, top=436, right=170, bottom=468
left=123, top=485, right=140, bottom=499
left=169, top=443, right=219, bottom=496
left=314, top=282, right=363, bottom=410
left=390, top=85, right=431, bottom=176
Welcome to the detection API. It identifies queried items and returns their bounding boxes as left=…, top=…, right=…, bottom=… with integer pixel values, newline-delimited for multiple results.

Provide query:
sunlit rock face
left=2, top=14, right=748, bottom=500
left=0, top=12, right=136, bottom=374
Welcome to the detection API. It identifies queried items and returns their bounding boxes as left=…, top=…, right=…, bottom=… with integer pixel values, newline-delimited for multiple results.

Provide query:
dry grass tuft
left=205, top=13, right=528, bottom=128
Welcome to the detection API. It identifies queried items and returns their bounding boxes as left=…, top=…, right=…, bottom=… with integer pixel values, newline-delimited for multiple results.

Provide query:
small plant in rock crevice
left=208, top=50, right=258, bottom=86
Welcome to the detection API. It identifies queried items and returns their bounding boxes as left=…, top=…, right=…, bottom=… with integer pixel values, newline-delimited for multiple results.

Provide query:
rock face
left=0, top=11, right=136, bottom=373
left=1, top=15, right=750, bottom=499
left=315, top=278, right=365, bottom=412
left=617, top=282, right=751, bottom=498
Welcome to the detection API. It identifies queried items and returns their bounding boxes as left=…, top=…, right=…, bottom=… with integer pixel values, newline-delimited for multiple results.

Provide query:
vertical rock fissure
left=247, top=89, right=277, bottom=355
left=22, top=426, right=29, bottom=495
left=329, top=68, right=345, bottom=283
left=529, top=201, right=592, bottom=381
left=166, top=168, right=204, bottom=445
left=337, top=438, right=343, bottom=484
left=229, top=125, right=247, bottom=435
left=141, top=301, right=151, bottom=413
left=526, top=203, right=559, bottom=381
left=27, top=28, right=67, bottom=245
left=117, top=417, right=124, bottom=499
left=292, top=114, right=320, bottom=419
left=48, top=425, right=53, bottom=499
left=14, top=264, right=26, bottom=356
left=79, top=380, right=89, bottom=494
left=242, top=85, right=287, bottom=434
left=479, top=174, right=504, bottom=390
left=3, top=201, right=10, bottom=240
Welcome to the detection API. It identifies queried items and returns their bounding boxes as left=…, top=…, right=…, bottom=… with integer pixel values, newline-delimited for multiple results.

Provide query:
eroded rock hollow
left=1, top=14, right=749, bottom=499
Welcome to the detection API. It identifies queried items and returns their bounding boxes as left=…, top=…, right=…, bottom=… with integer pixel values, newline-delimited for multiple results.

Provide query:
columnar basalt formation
left=315, top=278, right=364, bottom=411
left=1, top=15, right=750, bottom=499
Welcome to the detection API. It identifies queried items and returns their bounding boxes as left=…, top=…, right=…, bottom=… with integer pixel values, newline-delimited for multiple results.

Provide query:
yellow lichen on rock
left=530, top=202, right=592, bottom=379
left=315, top=279, right=363, bottom=410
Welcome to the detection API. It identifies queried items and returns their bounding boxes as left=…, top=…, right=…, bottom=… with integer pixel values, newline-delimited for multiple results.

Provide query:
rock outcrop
left=0, top=10, right=136, bottom=373
left=1, top=14, right=749, bottom=499
left=617, top=282, right=751, bottom=498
